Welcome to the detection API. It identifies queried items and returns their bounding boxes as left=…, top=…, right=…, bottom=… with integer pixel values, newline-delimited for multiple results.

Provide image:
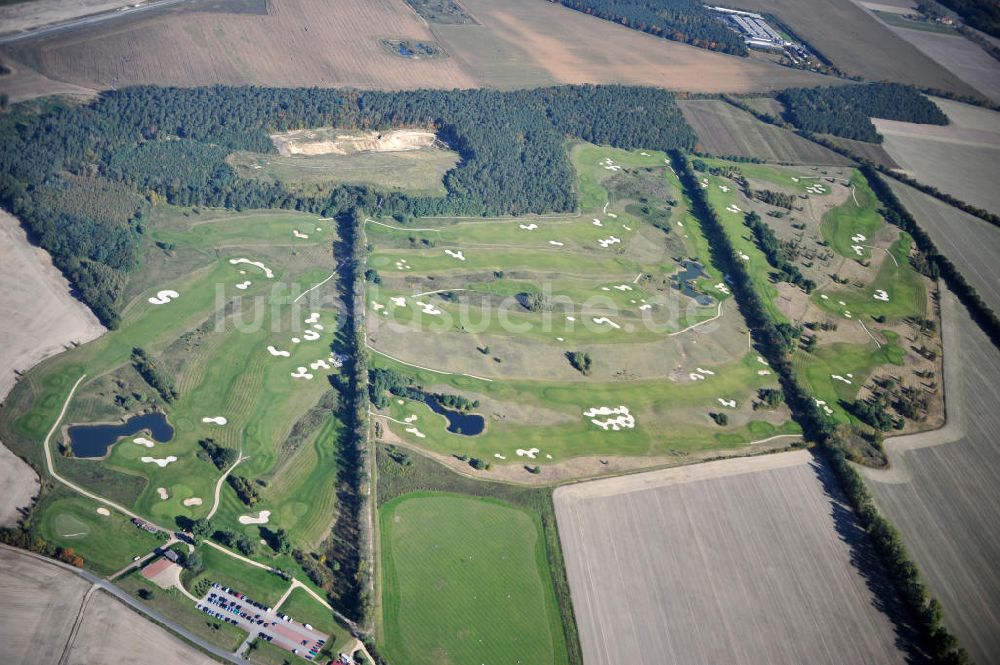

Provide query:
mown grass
left=821, top=171, right=884, bottom=261
left=183, top=543, right=292, bottom=607
left=36, top=494, right=166, bottom=576
left=380, top=492, right=569, bottom=665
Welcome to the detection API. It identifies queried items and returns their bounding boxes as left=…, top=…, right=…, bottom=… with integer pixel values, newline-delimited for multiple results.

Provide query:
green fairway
left=380, top=493, right=568, bottom=665
left=821, top=172, right=884, bottom=261
left=184, top=544, right=291, bottom=606
left=814, top=235, right=927, bottom=321
left=39, top=496, right=166, bottom=575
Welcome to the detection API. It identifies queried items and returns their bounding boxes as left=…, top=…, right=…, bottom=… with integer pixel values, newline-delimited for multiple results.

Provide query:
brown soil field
left=860, top=289, right=1000, bottom=664
left=436, top=0, right=840, bottom=92
left=0, top=546, right=216, bottom=665
left=555, top=449, right=912, bottom=665
left=3, top=0, right=478, bottom=92
left=0, top=54, right=97, bottom=103
left=888, top=179, right=1000, bottom=317
left=2, top=0, right=843, bottom=97
left=725, top=0, right=980, bottom=97
left=679, top=99, right=851, bottom=164
left=883, top=27, right=1000, bottom=103
left=0, top=0, right=138, bottom=36
left=823, top=135, right=899, bottom=168
left=874, top=100, right=1000, bottom=217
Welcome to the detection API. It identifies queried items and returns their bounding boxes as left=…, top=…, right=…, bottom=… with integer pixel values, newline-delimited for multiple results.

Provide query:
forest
left=778, top=83, right=949, bottom=142
left=552, top=0, right=747, bottom=55
left=0, top=85, right=695, bottom=326
left=934, top=0, right=1000, bottom=39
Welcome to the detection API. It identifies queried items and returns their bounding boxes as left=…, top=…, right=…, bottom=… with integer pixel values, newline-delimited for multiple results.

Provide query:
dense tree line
left=197, top=438, right=237, bottom=470
left=935, top=0, right=1000, bottom=39
left=0, top=85, right=694, bottom=326
left=674, top=149, right=970, bottom=664
left=131, top=347, right=177, bottom=402
left=743, top=211, right=815, bottom=293
left=552, top=0, right=747, bottom=55
left=861, top=165, right=1000, bottom=349
left=778, top=83, right=949, bottom=142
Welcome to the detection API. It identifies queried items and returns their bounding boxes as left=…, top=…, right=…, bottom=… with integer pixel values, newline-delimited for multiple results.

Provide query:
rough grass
left=228, top=148, right=460, bottom=197
left=380, top=492, right=569, bottom=665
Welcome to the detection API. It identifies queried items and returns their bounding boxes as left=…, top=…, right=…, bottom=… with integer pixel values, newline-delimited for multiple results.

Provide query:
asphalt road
left=0, top=0, right=196, bottom=45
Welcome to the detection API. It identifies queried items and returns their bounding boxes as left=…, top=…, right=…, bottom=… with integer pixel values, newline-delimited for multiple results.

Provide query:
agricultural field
left=366, top=144, right=799, bottom=479
left=860, top=289, right=1000, bottom=664
left=555, top=450, right=911, bottom=665
left=875, top=99, right=1000, bottom=216
left=678, top=99, right=851, bottom=164
left=379, top=493, right=568, bottom=665
left=694, top=157, right=943, bottom=433
left=887, top=179, right=1000, bottom=314
left=0, top=546, right=216, bottom=665
left=724, top=0, right=980, bottom=96
left=0, top=205, right=351, bottom=594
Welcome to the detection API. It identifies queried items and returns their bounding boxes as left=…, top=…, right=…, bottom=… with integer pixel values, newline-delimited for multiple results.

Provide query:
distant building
left=162, top=549, right=179, bottom=563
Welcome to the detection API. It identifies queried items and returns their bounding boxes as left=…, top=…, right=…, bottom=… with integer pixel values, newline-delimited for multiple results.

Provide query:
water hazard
left=68, top=412, right=174, bottom=458
left=672, top=260, right=715, bottom=306
left=422, top=395, right=485, bottom=436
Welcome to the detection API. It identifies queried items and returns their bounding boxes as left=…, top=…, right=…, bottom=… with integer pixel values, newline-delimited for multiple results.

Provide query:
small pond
left=672, top=260, right=715, bottom=306
left=422, top=395, right=485, bottom=436
left=68, top=412, right=174, bottom=459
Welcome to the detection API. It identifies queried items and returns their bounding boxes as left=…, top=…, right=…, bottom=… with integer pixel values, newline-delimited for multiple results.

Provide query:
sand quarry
left=272, top=128, right=438, bottom=157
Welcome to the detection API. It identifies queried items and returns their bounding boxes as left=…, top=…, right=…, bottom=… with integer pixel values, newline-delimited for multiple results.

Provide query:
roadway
left=0, top=0, right=197, bottom=46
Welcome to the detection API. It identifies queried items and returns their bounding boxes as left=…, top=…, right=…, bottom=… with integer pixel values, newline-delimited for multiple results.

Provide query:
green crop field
left=380, top=493, right=568, bottom=665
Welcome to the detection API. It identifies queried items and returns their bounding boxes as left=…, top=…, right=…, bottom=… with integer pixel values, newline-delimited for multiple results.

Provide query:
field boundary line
left=668, top=300, right=724, bottom=336
left=366, top=344, right=494, bottom=382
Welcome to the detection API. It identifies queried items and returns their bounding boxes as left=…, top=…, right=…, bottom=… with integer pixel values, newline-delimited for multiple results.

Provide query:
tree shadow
left=808, top=452, right=929, bottom=664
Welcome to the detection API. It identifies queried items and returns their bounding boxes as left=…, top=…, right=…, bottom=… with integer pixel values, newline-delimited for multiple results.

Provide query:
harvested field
left=823, top=135, right=899, bottom=168
left=555, top=450, right=910, bottom=665
left=874, top=100, right=1000, bottom=216
left=0, top=545, right=215, bottom=665
left=860, top=289, right=1000, bottom=664
left=0, top=0, right=138, bottom=36
left=878, top=22, right=1000, bottom=103
left=432, top=0, right=839, bottom=92
left=888, top=179, right=1000, bottom=314
left=3, top=0, right=477, bottom=92
left=0, top=53, right=97, bottom=103
left=725, top=0, right=980, bottom=97
left=679, top=99, right=851, bottom=164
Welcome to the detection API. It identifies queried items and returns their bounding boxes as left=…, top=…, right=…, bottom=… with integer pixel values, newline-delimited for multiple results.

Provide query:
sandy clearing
left=556, top=449, right=909, bottom=664
left=273, top=128, right=437, bottom=156
left=238, top=510, right=271, bottom=525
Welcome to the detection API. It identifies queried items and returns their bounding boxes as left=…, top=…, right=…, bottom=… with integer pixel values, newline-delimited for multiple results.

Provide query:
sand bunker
left=714, top=283, right=731, bottom=294
left=291, top=367, right=314, bottom=380
left=96, top=507, right=110, bottom=516
left=494, top=453, right=506, bottom=460
left=405, top=426, right=426, bottom=439
left=444, top=249, right=466, bottom=261
left=390, top=296, right=407, bottom=307
left=229, top=258, right=274, bottom=279
left=517, top=447, right=541, bottom=458
left=583, top=405, right=635, bottom=431
left=417, top=301, right=442, bottom=316
left=820, top=294, right=829, bottom=300
left=613, top=284, right=633, bottom=292
left=874, top=289, right=890, bottom=302
left=549, top=240, right=565, bottom=247
left=202, top=416, right=228, bottom=425
left=372, top=302, right=385, bottom=311
left=305, top=312, right=320, bottom=324
left=815, top=399, right=835, bottom=416
left=592, top=219, right=603, bottom=226
left=519, top=223, right=538, bottom=230
left=597, top=236, right=621, bottom=248
left=157, top=487, right=169, bottom=500
left=133, top=437, right=155, bottom=448
left=238, top=510, right=271, bottom=525
left=696, top=367, right=715, bottom=376
left=310, top=359, right=331, bottom=370
left=267, top=345, right=290, bottom=357
left=601, top=158, right=621, bottom=172
left=141, top=456, right=177, bottom=468
left=293, top=230, right=309, bottom=239
left=182, top=497, right=203, bottom=507
left=831, top=374, right=852, bottom=384
left=852, top=245, right=864, bottom=256
left=566, top=316, right=576, bottom=322
left=148, top=290, right=180, bottom=305
left=404, top=414, right=418, bottom=423
left=717, top=398, right=737, bottom=408
left=592, top=316, right=621, bottom=329
left=236, top=281, right=252, bottom=290
left=689, top=373, right=706, bottom=381
left=739, top=253, right=750, bottom=261
left=291, top=337, right=301, bottom=344
left=395, top=259, right=412, bottom=270
left=638, top=304, right=652, bottom=311
left=623, top=225, right=632, bottom=231
left=303, top=330, right=320, bottom=341
left=607, top=213, right=618, bottom=218
left=758, top=369, right=772, bottom=376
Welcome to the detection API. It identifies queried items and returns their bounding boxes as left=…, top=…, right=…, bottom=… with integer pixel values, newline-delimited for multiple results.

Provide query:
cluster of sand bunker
left=272, top=128, right=438, bottom=156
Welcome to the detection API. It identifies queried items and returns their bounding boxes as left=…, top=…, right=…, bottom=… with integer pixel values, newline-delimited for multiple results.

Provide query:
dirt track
left=556, top=449, right=909, bottom=665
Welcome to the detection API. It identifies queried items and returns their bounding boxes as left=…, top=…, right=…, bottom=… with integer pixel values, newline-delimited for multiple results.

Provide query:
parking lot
left=197, top=584, right=329, bottom=660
